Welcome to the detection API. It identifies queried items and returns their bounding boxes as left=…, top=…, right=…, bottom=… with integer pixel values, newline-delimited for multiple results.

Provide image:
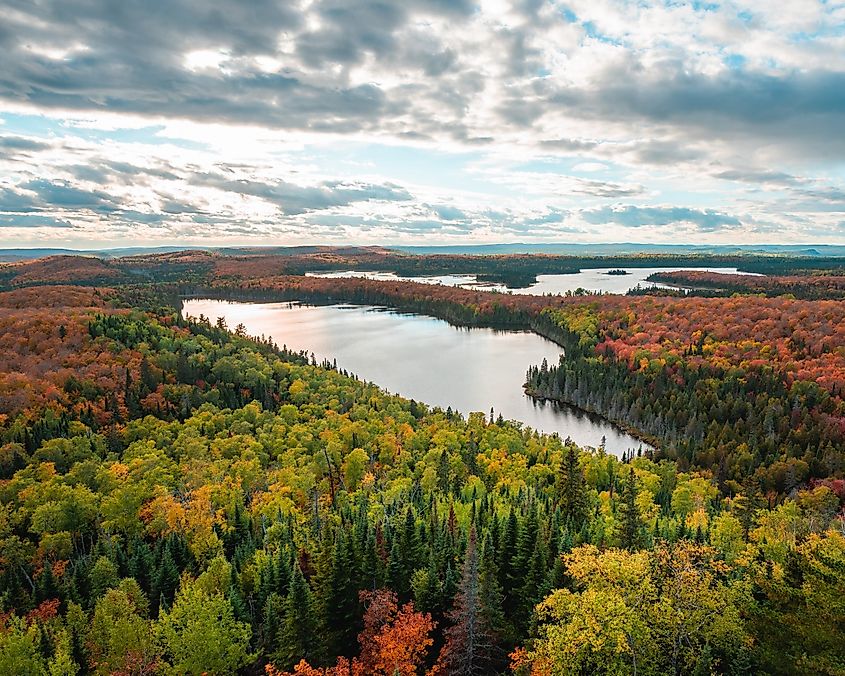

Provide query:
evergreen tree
left=275, top=563, right=318, bottom=669
left=518, top=530, right=549, bottom=631
left=478, top=531, right=508, bottom=663
left=734, top=476, right=763, bottom=542
left=317, top=529, right=361, bottom=659
left=263, top=591, right=285, bottom=655
left=617, top=470, right=643, bottom=550
left=153, top=546, right=180, bottom=614
left=437, top=527, right=499, bottom=676
left=557, top=446, right=588, bottom=527
left=128, top=538, right=155, bottom=595
left=498, top=508, right=519, bottom=615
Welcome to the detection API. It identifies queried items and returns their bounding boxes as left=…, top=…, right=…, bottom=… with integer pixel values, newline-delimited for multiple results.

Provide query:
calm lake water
left=183, top=299, right=649, bottom=455
left=307, top=267, right=760, bottom=295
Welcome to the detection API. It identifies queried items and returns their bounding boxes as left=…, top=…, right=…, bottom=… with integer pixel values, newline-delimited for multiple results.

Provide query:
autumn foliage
left=271, top=590, right=435, bottom=676
left=1, top=253, right=844, bottom=675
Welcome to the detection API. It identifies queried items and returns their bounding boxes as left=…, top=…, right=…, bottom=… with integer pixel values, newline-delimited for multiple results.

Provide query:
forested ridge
left=0, top=258, right=844, bottom=674
left=4, top=248, right=842, bottom=291
left=645, top=270, right=845, bottom=299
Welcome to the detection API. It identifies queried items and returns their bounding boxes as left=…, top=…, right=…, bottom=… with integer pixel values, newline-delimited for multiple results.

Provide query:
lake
left=183, top=298, right=649, bottom=456
left=306, top=266, right=760, bottom=295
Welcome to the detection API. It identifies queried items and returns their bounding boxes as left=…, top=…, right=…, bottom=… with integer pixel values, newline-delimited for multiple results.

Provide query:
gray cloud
left=0, top=213, right=74, bottom=228
left=0, top=0, right=842, bottom=167
left=0, top=0, right=475, bottom=136
left=581, top=205, right=742, bottom=232
left=65, top=158, right=182, bottom=184
left=0, top=187, right=40, bottom=212
left=714, top=169, right=801, bottom=185
left=195, top=174, right=412, bottom=215
left=546, top=66, right=845, bottom=159
left=429, top=204, right=467, bottom=221
left=21, top=179, right=119, bottom=212
left=0, top=136, right=51, bottom=152
left=569, top=177, right=644, bottom=199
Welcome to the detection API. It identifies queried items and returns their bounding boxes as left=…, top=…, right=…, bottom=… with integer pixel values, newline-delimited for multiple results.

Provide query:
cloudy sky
left=1, top=0, right=844, bottom=248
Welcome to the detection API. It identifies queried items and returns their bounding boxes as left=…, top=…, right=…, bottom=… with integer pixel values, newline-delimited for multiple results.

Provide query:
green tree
left=88, top=556, right=119, bottom=600
left=617, top=470, right=643, bottom=550
left=276, top=563, right=318, bottom=669
left=157, top=579, right=254, bottom=675
left=557, top=446, right=588, bottom=527
left=88, top=581, right=157, bottom=675
left=0, top=616, right=47, bottom=676
left=436, top=527, right=499, bottom=676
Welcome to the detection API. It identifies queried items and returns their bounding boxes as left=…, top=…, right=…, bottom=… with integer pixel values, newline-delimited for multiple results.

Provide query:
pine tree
left=36, top=562, right=59, bottom=603
left=318, top=529, right=361, bottom=659
left=152, top=546, right=180, bottom=614
left=617, top=469, right=643, bottom=550
left=497, top=508, right=519, bottom=615
left=276, top=563, right=317, bottom=670
left=734, top=476, right=763, bottom=542
left=478, top=531, right=508, bottom=664
left=518, top=530, right=549, bottom=631
left=263, top=591, right=285, bottom=655
left=557, top=446, right=588, bottom=527
left=436, top=527, right=499, bottom=676
left=128, top=538, right=155, bottom=595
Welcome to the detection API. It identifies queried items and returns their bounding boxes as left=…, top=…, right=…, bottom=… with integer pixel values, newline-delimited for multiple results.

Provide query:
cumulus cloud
left=581, top=206, right=742, bottom=232
left=194, top=174, right=412, bottom=215
left=0, top=136, right=50, bottom=152
left=0, top=0, right=843, bottom=245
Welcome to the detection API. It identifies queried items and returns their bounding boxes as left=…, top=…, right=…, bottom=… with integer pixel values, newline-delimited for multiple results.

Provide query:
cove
left=183, top=298, right=649, bottom=456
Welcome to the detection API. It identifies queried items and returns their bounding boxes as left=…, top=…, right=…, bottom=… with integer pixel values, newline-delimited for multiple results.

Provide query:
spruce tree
left=437, top=527, right=499, bottom=676
left=318, top=529, right=360, bottom=659
left=478, top=531, right=508, bottom=663
left=497, top=508, right=519, bottom=614
left=276, top=564, right=317, bottom=670
left=518, top=531, right=549, bottom=631
left=152, top=546, right=180, bottom=614
left=557, top=446, right=588, bottom=527
left=617, top=470, right=643, bottom=550
left=263, top=591, right=285, bottom=655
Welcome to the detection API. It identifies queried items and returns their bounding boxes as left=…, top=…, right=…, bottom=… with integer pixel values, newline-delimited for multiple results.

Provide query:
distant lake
left=306, top=267, right=761, bottom=295
left=183, top=299, right=649, bottom=456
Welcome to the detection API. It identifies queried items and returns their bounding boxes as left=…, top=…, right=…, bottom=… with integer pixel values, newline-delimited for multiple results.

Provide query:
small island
left=606, top=268, right=629, bottom=275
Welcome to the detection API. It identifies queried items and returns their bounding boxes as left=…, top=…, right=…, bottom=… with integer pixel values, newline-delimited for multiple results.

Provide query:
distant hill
left=0, top=245, right=392, bottom=262
left=389, top=243, right=845, bottom=256
left=0, top=248, right=88, bottom=262
left=3, top=243, right=845, bottom=262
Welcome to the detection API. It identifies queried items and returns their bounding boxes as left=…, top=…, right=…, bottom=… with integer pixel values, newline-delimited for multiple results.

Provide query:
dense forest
left=4, top=248, right=844, bottom=291
left=0, top=254, right=844, bottom=675
left=644, top=270, right=845, bottom=299
left=526, top=299, right=845, bottom=489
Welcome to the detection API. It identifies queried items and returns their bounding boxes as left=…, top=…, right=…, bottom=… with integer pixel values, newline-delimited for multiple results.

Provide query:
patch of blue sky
left=724, top=53, right=746, bottom=69
left=690, top=1, right=720, bottom=11
left=0, top=112, right=207, bottom=150
left=651, top=185, right=735, bottom=208
left=582, top=21, right=622, bottom=46
left=791, top=24, right=845, bottom=42
left=557, top=6, right=620, bottom=45
left=512, top=157, right=628, bottom=182
left=300, top=142, right=500, bottom=194
left=559, top=6, right=577, bottom=23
